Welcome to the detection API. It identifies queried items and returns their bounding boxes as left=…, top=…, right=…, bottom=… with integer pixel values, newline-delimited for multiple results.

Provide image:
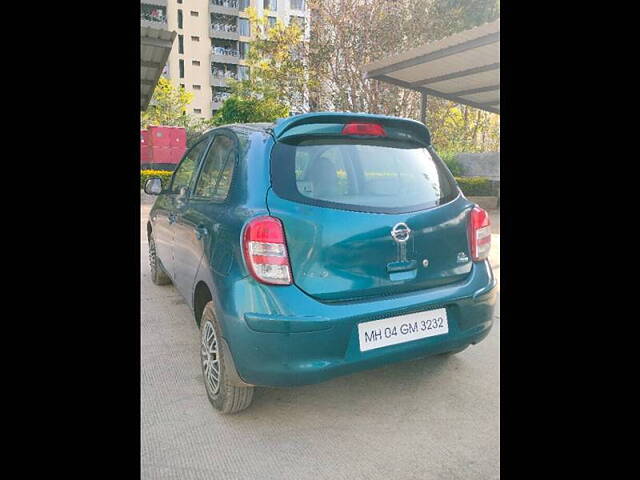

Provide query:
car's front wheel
left=200, top=301, right=254, bottom=414
left=148, top=233, right=171, bottom=285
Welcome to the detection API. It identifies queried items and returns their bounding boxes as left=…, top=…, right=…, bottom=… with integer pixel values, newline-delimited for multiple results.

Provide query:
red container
left=169, top=147, right=186, bottom=164
left=140, top=144, right=153, bottom=164
left=169, top=127, right=187, bottom=148
left=151, top=145, right=172, bottom=164
left=140, top=129, right=150, bottom=145
left=148, top=126, right=172, bottom=147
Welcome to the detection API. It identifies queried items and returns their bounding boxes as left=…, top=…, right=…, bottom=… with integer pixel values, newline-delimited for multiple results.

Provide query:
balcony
left=141, top=13, right=167, bottom=25
left=212, top=0, right=238, bottom=7
left=212, top=92, right=232, bottom=109
left=211, top=70, right=238, bottom=86
left=289, top=0, right=305, bottom=11
left=210, top=23, right=239, bottom=40
left=210, top=0, right=239, bottom=16
left=141, top=3, right=168, bottom=26
left=211, top=47, right=240, bottom=64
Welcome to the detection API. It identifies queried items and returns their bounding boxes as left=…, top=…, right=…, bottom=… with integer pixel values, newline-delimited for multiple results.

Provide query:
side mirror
left=144, top=177, right=163, bottom=195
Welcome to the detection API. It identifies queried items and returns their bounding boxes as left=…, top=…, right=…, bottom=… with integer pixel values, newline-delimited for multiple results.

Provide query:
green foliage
left=437, top=150, right=464, bottom=176
left=141, top=169, right=173, bottom=190
left=141, top=77, right=216, bottom=147
left=221, top=7, right=313, bottom=114
left=141, top=77, right=194, bottom=127
left=427, top=0, right=500, bottom=38
left=454, top=177, right=495, bottom=196
left=429, top=104, right=499, bottom=153
left=212, top=96, right=289, bottom=126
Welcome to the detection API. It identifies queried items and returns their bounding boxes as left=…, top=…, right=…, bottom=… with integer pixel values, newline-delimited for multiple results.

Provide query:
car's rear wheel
left=149, top=234, right=171, bottom=285
left=200, top=301, right=254, bottom=414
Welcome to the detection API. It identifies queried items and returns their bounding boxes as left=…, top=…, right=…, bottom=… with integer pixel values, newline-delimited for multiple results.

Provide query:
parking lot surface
left=141, top=204, right=500, bottom=480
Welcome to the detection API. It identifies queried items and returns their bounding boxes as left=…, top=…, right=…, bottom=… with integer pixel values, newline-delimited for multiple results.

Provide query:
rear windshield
left=270, top=138, right=459, bottom=213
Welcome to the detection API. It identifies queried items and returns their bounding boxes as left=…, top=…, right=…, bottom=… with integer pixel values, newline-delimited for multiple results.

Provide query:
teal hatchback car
left=145, top=112, right=497, bottom=413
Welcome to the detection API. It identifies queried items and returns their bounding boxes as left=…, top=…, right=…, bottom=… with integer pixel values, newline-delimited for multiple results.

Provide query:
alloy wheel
left=201, top=320, right=220, bottom=395
left=149, top=237, right=157, bottom=277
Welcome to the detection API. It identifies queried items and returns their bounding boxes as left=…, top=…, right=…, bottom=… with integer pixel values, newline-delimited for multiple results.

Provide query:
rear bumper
left=216, top=261, right=497, bottom=387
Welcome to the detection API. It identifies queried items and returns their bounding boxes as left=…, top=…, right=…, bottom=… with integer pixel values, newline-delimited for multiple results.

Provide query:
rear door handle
left=195, top=225, right=209, bottom=240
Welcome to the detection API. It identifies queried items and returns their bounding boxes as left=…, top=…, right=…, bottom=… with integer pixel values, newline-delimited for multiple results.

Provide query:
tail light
left=342, top=122, right=386, bottom=137
left=469, top=206, right=491, bottom=261
left=242, top=216, right=292, bottom=285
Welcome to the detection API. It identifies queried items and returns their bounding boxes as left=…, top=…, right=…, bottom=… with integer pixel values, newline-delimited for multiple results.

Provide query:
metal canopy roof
left=140, top=25, right=176, bottom=110
left=363, top=19, right=500, bottom=114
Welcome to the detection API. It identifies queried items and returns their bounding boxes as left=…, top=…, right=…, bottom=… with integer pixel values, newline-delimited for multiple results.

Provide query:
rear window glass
left=271, top=138, right=458, bottom=213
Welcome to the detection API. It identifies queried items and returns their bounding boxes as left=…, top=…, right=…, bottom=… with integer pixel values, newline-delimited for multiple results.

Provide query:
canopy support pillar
left=420, top=92, right=428, bottom=125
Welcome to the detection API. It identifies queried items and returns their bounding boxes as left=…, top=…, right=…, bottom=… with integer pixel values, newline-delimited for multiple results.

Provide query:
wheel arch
left=193, top=280, right=213, bottom=328
left=193, top=277, right=251, bottom=388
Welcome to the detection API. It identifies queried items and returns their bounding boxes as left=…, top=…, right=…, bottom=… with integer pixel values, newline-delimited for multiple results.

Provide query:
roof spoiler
left=269, top=112, right=431, bottom=145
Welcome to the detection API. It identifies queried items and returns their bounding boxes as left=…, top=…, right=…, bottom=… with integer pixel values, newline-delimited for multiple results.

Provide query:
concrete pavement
left=141, top=204, right=500, bottom=480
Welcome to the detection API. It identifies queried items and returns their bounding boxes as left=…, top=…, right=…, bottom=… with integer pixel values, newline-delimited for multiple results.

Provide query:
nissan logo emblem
left=391, top=222, right=411, bottom=243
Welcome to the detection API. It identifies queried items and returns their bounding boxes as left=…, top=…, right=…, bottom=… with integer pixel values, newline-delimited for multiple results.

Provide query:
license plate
left=358, top=308, right=448, bottom=352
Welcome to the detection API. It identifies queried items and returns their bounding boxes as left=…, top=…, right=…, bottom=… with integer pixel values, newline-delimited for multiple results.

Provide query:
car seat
left=305, top=157, right=339, bottom=198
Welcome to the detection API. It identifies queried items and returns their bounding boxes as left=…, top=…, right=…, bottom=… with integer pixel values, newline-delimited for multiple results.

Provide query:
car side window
left=193, top=134, right=237, bottom=201
left=169, top=139, right=209, bottom=194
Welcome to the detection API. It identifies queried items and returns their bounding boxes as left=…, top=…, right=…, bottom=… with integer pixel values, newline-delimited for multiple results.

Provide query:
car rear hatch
left=267, top=113, right=474, bottom=303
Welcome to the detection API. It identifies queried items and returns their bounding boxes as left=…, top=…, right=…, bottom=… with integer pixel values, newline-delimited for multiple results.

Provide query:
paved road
left=141, top=204, right=500, bottom=480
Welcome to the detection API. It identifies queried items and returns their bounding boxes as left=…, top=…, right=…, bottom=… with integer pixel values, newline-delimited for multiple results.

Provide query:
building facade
left=141, top=0, right=310, bottom=119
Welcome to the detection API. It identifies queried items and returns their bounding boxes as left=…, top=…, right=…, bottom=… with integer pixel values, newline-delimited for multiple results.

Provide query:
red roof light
left=342, top=123, right=386, bottom=137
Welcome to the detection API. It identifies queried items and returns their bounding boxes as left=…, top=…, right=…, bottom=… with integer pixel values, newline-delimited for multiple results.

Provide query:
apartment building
left=141, top=0, right=310, bottom=119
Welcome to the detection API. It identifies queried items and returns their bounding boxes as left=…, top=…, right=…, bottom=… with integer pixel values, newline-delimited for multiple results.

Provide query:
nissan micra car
left=145, top=112, right=497, bottom=413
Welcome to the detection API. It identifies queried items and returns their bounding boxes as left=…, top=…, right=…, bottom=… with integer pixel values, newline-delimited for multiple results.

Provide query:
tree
left=308, top=0, right=500, bottom=152
left=212, top=96, right=289, bottom=125
left=141, top=77, right=214, bottom=146
left=224, top=7, right=315, bottom=113
left=141, top=77, right=194, bottom=127
left=429, top=104, right=500, bottom=153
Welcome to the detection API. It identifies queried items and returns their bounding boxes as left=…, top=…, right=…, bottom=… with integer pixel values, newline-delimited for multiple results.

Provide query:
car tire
left=148, top=234, right=171, bottom=285
left=441, top=345, right=469, bottom=356
left=200, top=301, right=254, bottom=414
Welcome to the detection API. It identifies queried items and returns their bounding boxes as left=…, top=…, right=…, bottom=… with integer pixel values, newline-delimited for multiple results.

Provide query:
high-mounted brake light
left=468, top=206, right=491, bottom=262
left=243, top=216, right=292, bottom=285
left=341, top=123, right=386, bottom=137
